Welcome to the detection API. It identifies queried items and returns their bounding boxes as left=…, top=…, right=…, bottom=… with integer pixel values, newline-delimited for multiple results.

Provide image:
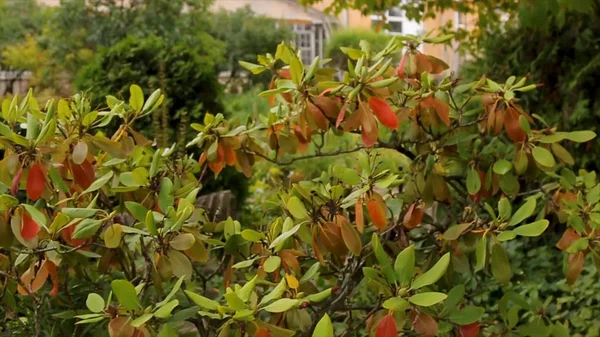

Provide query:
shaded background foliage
left=461, top=2, right=600, bottom=169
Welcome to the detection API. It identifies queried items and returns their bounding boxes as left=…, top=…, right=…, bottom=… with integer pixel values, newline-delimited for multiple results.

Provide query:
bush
left=325, top=28, right=395, bottom=69
left=461, top=8, right=600, bottom=169
left=76, top=35, right=225, bottom=148
left=1, top=34, right=598, bottom=337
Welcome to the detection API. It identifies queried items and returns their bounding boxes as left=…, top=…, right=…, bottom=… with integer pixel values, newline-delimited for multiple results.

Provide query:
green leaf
left=566, top=237, right=589, bottom=254
left=22, top=204, right=47, bottom=228
left=158, top=178, right=174, bottom=212
left=371, top=234, right=396, bottom=285
left=86, top=293, right=105, bottom=313
left=332, top=165, right=361, bottom=185
left=532, top=146, right=556, bottom=168
left=448, top=306, right=485, bottom=325
left=167, top=250, right=193, bottom=281
left=509, top=198, right=536, bottom=226
left=394, top=244, right=415, bottom=286
left=129, top=84, right=144, bottom=111
left=184, top=290, right=219, bottom=311
left=264, top=256, right=281, bottom=273
left=299, top=262, right=321, bottom=283
left=157, top=276, right=185, bottom=307
left=125, top=201, right=148, bottom=222
left=259, top=279, right=287, bottom=307
left=498, top=198, right=512, bottom=220
left=443, top=223, right=471, bottom=241
left=237, top=275, right=258, bottom=302
left=382, top=297, right=409, bottom=312
left=466, top=168, right=481, bottom=195
left=111, top=280, right=141, bottom=311
left=409, top=292, right=448, bottom=307
left=145, top=210, right=158, bottom=235
left=239, top=61, right=267, bottom=75
left=411, top=253, right=450, bottom=289
left=81, top=171, right=114, bottom=195
left=72, top=219, right=102, bottom=239
left=493, top=160, right=513, bottom=175
left=131, top=313, right=153, bottom=327
left=444, top=284, right=465, bottom=309
left=290, top=57, right=303, bottom=85
left=154, top=300, right=179, bottom=319
left=514, top=220, right=549, bottom=237
left=61, top=208, right=98, bottom=219
left=241, top=229, right=265, bottom=242
left=269, top=224, right=301, bottom=249
left=312, top=314, right=334, bottom=337
left=0, top=194, right=18, bottom=211
left=169, top=233, right=196, bottom=251
left=497, top=230, right=517, bottom=242
left=491, top=243, right=511, bottom=284
left=564, top=130, right=596, bottom=143
left=287, top=197, right=308, bottom=219
left=263, top=298, right=299, bottom=313
left=475, top=235, right=487, bottom=272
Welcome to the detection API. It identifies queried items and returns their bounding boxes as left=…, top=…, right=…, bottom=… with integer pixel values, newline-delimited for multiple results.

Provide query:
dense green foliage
left=461, top=5, right=600, bottom=169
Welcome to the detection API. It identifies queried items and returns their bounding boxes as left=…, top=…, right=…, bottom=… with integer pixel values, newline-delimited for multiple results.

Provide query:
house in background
left=212, top=0, right=339, bottom=65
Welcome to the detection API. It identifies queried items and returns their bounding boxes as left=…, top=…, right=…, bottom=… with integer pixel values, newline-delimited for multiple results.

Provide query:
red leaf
left=369, top=97, right=399, bottom=129
left=457, top=323, right=480, bottom=337
left=566, top=252, right=585, bottom=285
left=504, top=107, right=526, bottom=143
left=361, top=128, right=377, bottom=147
left=70, top=159, right=95, bottom=190
left=556, top=228, right=581, bottom=251
left=11, top=165, right=23, bottom=196
left=336, top=101, right=348, bottom=128
left=21, top=212, right=40, bottom=240
left=397, top=52, right=407, bottom=79
left=255, top=328, right=272, bottom=337
left=27, top=163, right=46, bottom=200
left=376, top=314, right=398, bottom=337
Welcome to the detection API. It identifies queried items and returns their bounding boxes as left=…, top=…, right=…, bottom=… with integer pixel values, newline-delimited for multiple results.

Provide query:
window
left=370, top=3, right=421, bottom=36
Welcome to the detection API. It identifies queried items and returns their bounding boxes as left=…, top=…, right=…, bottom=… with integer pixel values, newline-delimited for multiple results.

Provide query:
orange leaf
left=340, top=217, right=362, bottom=256
left=494, top=108, right=504, bottom=134
left=504, top=107, right=526, bottom=143
left=556, top=228, right=581, bottom=251
left=223, top=144, right=237, bottom=166
left=410, top=310, right=438, bottom=337
left=566, top=252, right=585, bottom=286
left=11, top=165, right=23, bottom=196
left=422, top=96, right=450, bottom=126
left=361, top=128, right=377, bottom=147
left=17, top=265, right=34, bottom=295
left=312, top=235, right=325, bottom=265
left=278, top=69, right=291, bottom=79
left=21, top=212, right=40, bottom=240
left=255, top=328, right=272, bottom=337
left=312, top=96, right=339, bottom=119
left=356, top=197, right=364, bottom=233
left=285, top=273, right=299, bottom=290
left=369, top=97, right=399, bottom=129
left=403, top=203, right=424, bottom=229
left=31, top=260, right=49, bottom=293
left=320, top=222, right=348, bottom=256
left=224, top=256, right=234, bottom=289
left=307, top=102, right=329, bottom=130
left=280, top=250, right=301, bottom=274
left=336, top=101, right=348, bottom=128
left=457, top=323, right=480, bottom=337
left=376, top=314, right=398, bottom=337
left=367, top=193, right=387, bottom=230
left=198, top=152, right=207, bottom=166
left=26, top=163, right=46, bottom=200
left=208, top=159, right=225, bottom=174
